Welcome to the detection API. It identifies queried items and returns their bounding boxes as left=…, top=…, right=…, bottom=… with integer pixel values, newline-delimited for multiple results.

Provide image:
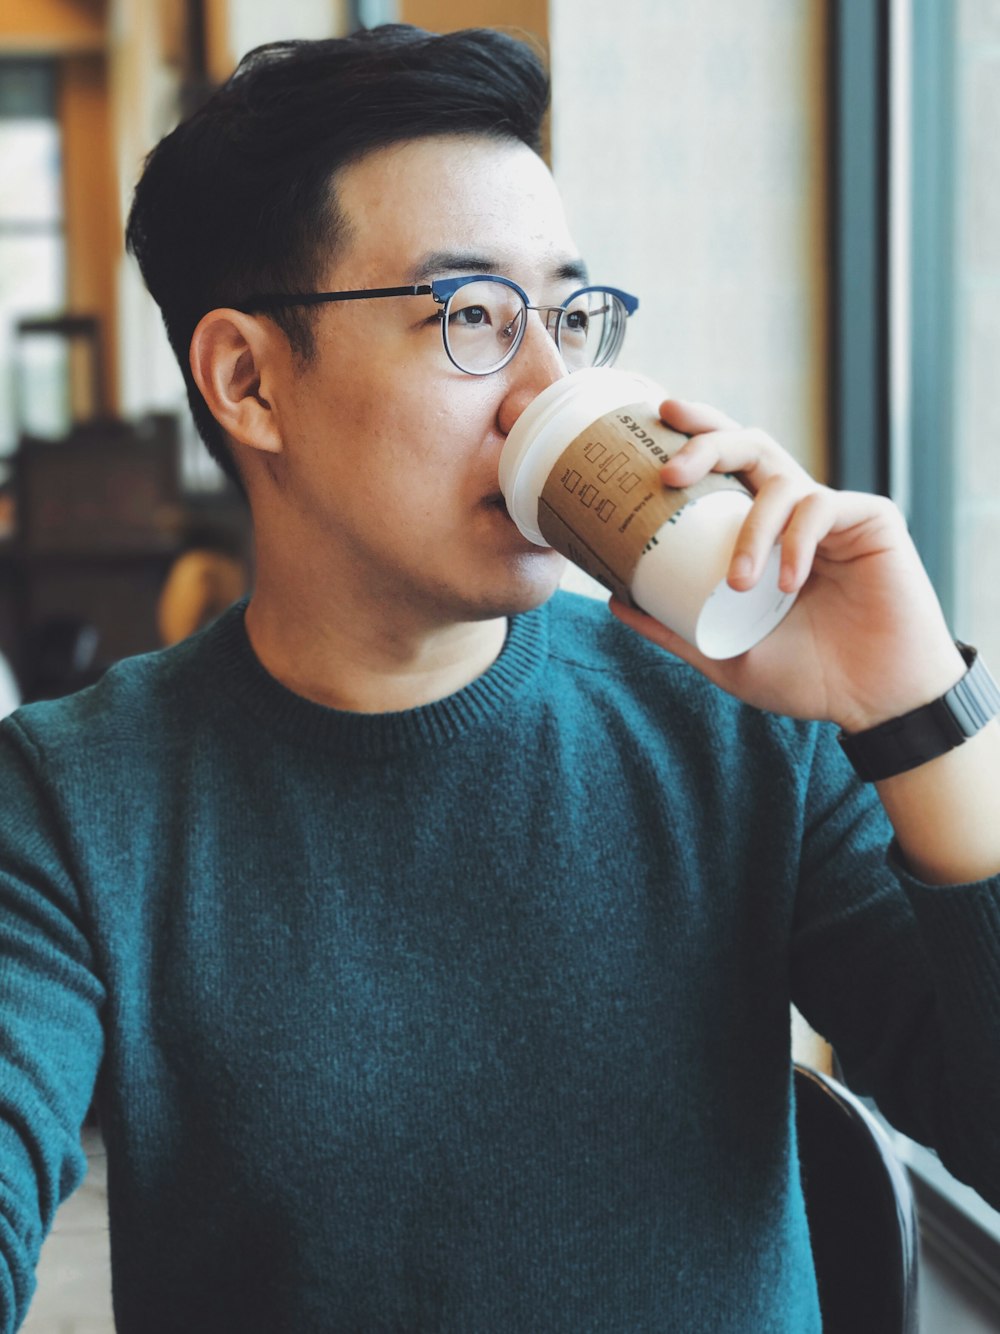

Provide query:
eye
left=563, top=309, right=590, bottom=334
left=448, top=303, right=491, bottom=328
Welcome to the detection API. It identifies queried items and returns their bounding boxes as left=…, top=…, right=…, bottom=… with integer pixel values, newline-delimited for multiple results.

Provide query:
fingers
left=657, top=400, right=812, bottom=494
left=726, top=474, right=796, bottom=591
left=727, top=475, right=819, bottom=592
left=660, top=426, right=812, bottom=493
left=656, top=398, right=824, bottom=592
left=731, top=486, right=902, bottom=593
left=657, top=398, right=741, bottom=436
left=771, top=488, right=841, bottom=592
left=655, top=401, right=901, bottom=598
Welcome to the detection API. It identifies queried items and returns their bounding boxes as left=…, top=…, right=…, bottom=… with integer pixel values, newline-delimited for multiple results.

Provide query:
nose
left=496, top=313, right=569, bottom=437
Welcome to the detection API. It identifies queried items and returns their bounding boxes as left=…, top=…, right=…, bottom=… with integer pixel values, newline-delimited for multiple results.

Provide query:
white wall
left=549, top=0, right=828, bottom=479
left=110, top=0, right=186, bottom=427
left=227, top=0, right=348, bottom=64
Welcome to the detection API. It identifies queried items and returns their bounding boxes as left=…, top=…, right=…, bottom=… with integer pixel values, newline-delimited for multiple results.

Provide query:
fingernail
left=730, top=553, right=754, bottom=581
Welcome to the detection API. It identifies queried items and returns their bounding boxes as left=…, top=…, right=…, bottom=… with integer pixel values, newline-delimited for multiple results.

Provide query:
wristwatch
left=838, top=643, right=1000, bottom=782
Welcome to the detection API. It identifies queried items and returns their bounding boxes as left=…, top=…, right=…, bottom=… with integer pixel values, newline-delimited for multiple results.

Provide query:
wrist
left=838, top=643, right=1000, bottom=783
left=834, top=632, right=967, bottom=734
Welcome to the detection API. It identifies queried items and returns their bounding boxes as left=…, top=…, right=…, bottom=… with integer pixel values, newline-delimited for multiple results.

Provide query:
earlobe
left=189, top=310, right=283, bottom=455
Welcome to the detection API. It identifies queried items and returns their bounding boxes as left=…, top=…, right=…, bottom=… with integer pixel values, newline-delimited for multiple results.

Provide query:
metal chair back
left=795, top=1063, right=919, bottom=1334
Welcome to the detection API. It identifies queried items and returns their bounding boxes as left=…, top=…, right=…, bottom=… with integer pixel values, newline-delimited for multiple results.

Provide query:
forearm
left=876, top=716, right=1000, bottom=885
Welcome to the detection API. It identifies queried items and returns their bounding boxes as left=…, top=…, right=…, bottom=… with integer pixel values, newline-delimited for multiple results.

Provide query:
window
left=881, top=0, right=1000, bottom=666
left=832, top=0, right=1000, bottom=1275
left=0, top=60, right=67, bottom=463
left=913, top=0, right=1000, bottom=669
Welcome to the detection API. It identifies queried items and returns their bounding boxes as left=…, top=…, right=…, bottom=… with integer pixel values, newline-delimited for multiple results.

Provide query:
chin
left=456, top=551, right=567, bottom=623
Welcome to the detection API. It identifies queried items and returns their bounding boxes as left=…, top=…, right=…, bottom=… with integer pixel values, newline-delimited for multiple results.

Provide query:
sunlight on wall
left=549, top=0, right=828, bottom=480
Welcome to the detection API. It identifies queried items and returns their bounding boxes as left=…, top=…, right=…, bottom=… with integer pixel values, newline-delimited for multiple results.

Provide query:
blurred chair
left=26, top=615, right=102, bottom=701
left=156, top=546, right=248, bottom=645
left=795, top=1062, right=919, bottom=1333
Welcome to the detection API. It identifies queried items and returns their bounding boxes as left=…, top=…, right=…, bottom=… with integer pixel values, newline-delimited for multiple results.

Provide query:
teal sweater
left=1, top=592, right=999, bottom=1332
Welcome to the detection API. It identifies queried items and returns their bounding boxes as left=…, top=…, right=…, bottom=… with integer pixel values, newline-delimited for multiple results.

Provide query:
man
left=0, top=23, right=997, bottom=1333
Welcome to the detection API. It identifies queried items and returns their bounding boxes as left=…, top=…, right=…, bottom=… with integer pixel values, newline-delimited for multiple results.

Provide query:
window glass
left=952, top=1, right=1000, bottom=666
left=0, top=237, right=68, bottom=446
left=0, top=61, right=65, bottom=459
left=0, top=123, right=62, bottom=225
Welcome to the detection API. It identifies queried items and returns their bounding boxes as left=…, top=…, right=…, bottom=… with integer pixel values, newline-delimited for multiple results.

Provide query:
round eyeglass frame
left=235, top=276, right=639, bottom=377
left=429, top=275, right=638, bottom=375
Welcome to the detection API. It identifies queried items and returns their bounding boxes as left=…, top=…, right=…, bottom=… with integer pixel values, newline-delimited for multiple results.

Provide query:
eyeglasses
left=235, top=276, right=639, bottom=376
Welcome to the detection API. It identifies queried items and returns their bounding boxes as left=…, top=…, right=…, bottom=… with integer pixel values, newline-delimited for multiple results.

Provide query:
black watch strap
left=838, top=643, right=1000, bottom=782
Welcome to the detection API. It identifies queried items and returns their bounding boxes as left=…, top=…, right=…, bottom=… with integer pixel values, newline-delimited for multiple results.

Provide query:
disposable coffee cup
left=498, top=367, right=797, bottom=659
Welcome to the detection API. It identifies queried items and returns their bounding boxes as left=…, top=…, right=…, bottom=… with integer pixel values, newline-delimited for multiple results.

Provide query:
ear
left=189, top=309, right=284, bottom=456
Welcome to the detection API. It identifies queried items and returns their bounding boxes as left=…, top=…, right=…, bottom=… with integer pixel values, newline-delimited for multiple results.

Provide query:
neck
left=244, top=574, right=508, bottom=715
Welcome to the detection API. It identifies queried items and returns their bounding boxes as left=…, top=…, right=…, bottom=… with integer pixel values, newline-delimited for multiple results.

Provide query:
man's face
left=257, top=134, right=587, bottom=628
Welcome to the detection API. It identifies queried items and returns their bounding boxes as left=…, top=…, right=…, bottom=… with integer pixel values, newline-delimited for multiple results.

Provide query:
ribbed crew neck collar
left=204, top=599, right=551, bottom=759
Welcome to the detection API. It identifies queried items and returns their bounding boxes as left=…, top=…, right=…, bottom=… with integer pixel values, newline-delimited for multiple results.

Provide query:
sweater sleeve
left=0, top=717, right=106, bottom=1332
left=789, top=722, right=1000, bottom=1210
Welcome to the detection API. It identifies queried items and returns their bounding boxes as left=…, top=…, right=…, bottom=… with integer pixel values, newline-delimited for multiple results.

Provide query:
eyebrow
left=408, top=250, right=590, bottom=288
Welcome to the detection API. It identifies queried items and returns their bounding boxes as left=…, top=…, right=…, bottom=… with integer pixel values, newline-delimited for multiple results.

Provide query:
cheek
left=290, top=332, right=505, bottom=483
left=418, top=385, right=503, bottom=453
left=350, top=387, right=502, bottom=487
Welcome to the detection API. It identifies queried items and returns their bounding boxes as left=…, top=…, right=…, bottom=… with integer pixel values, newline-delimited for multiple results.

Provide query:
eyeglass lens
left=442, top=281, right=626, bottom=375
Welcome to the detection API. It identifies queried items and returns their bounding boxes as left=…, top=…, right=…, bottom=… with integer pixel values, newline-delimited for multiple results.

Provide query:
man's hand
left=609, top=399, right=967, bottom=732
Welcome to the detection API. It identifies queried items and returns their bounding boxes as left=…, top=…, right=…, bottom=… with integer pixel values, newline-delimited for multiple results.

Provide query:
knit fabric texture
left=1, top=590, right=999, bottom=1332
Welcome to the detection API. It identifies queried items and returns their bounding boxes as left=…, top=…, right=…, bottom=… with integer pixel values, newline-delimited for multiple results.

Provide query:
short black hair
left=125, top=24, right=551, bottom=482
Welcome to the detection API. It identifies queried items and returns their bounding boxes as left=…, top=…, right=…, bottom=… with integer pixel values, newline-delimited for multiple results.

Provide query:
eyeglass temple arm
left=234, top=285, right=434, bottom=314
